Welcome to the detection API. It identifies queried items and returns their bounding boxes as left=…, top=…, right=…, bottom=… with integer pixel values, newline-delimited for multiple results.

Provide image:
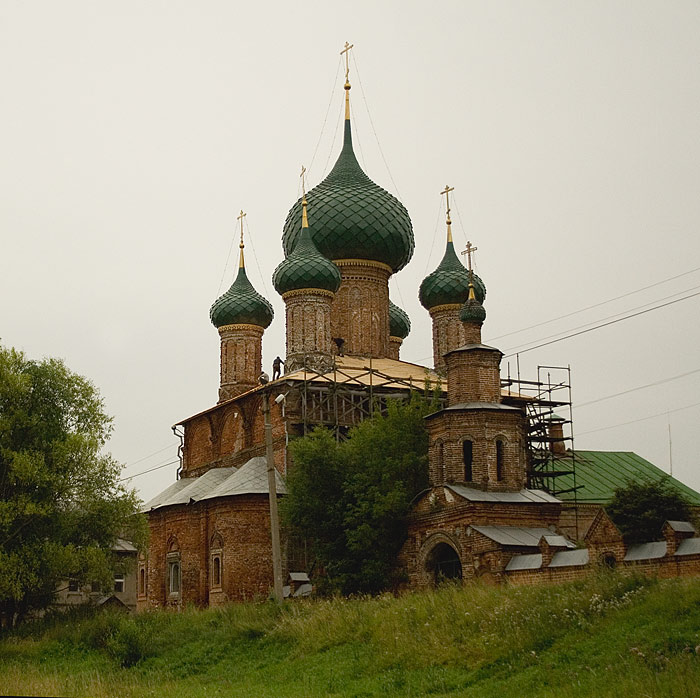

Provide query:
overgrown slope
left=2, top=573, right=700, bottom=697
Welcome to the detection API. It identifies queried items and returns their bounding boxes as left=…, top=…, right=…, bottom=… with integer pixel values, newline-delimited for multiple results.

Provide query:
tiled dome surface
left=282, top=122, right=414, bottom=273
left=419, top=240, right=486, bottom=310
left=210, top=266, right=274, bottom=329
left=389, top=300, right=411, bottom=339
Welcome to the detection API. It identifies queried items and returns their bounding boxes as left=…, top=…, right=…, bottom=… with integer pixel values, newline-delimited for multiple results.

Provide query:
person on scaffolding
left=272, top=356, right=284, bottom=381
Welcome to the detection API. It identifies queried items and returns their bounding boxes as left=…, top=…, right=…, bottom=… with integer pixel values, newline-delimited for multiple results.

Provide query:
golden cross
left=237, top=209, right=246, bottom=247
left=461, top=241, right=478, bottom=272
left=300, top=165, right=307, bottom=196
left=340, top=42, right=354, bottom=82
left=440, top=185, right=454, bottom=218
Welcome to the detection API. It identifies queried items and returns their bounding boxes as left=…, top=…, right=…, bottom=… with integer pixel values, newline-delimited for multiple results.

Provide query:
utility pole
left=261, top=390, right=284, bottom=602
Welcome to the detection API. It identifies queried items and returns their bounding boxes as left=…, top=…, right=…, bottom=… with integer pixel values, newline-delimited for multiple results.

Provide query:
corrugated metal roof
left=505, top=553, right=543, bottom=571
left=471, top=525, right=573, bottom=548
left=113, top=538, right=137, bottom=553
left=201, top=456, right=287, bottom=500
left=624, top=541, right=667, bottom=561
left=548, top=451, right=700, bottom=505
left=543, top=535, right=570, bottom=548
left=446, top=485, right=561, bottom=504
left=666, top=520, right=696, bottom=533
left=549, top=548, right=589, bottom=568
left=165, top=467, right=238, bottom=506
left=676, top=538, right=700, bottom=556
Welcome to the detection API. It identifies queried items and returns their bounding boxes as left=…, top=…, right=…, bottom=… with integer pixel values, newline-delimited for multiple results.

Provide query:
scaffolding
left=501, top=363, right=579, bottom=501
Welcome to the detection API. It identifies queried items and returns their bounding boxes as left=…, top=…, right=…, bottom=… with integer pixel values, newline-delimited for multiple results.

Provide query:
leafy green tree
left=283, top=395, right=432, bottom=595
left=606, top=478, right=692, bottom=545
left=0, top=345, right=147, bottom=626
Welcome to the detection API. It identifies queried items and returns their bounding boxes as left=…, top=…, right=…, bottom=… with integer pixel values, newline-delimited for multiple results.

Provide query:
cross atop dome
left=340, top=41, right=354, bottom=119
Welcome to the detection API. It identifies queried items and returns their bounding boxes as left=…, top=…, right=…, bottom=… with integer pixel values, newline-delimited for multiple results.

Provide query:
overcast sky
left=2, top=1, right=699, bottom=502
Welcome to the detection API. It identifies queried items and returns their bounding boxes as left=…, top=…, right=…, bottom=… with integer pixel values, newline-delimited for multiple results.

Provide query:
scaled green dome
left=282, top=121, right=414, bottom=272
left=419, top=239, right=486, bottom=310
left=389, top=300, right=411, bottom=339
left=210, top=264, right=274, bottom=329
left=273, top=222, right=341, bottom=295
left=460, top=296, right=487, bottom=324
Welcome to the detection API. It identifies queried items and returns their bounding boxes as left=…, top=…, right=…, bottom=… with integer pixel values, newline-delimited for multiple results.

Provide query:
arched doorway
left=427, top=542, right=463, bottom=584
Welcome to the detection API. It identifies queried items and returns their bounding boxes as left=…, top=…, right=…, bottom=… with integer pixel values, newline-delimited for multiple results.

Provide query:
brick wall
left=217, top=324, right=264, bottom=402
left=445, top=346, right=503, bottom=405
left=331, top=260, right=391, bottom=358
left=283, top=288, right=335, bottom=371
left=428, top=304, right=465, bottom=374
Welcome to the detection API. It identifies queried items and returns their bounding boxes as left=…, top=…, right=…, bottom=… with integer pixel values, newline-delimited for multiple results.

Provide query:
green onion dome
left=282, top=121, right=414, bottom=273
left=210, top=258, right=274, bottom=329
left=460, top=294, right=487, bottom=324
left=389, top=300, right=411, bottom=339
left=273, top=205, right=342, bottom=296
left=419, top=238, right=486, bottom=310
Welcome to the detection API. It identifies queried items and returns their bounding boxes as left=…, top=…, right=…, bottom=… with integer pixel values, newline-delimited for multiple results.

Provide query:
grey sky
left=1, top=1, right=699, bottom=502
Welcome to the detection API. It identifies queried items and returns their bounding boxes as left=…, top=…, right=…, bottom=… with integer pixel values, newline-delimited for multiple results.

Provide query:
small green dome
left=282, top=121, right=414, bottom=272
left=419, top=239, right=486, bottom=310
left=460, top=296, right=486, bottom=324
left=210, top=264, right=274, bottom=329
left=389, top=300, right=411, bottom=339
left=273, top=221, right=341, bottom=295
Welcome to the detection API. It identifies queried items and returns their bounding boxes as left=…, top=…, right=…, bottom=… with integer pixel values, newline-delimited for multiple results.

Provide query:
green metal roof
left=553, top=451, right=700, bottom=505
left=282, top=120, right=414, bottom=273
left=389, top=300, right=411, bottom=339
left=210, top=264, right=274, bottom=329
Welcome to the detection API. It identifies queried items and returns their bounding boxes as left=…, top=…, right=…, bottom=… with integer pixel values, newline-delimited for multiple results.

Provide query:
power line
left=120, top=443, right=176, bottom=471
left=501, top=284, right=700, bottom=355
left=119, top=459, right=179, bottom=482
left=490, top=265, right=700, bottom=342
left=576, top=368, right=700, bottom=409
left=578, top=402, right=700, bottom=436
left=307, top=55, right=343, bottom=180
left=502, top=289, right=700, bottom=358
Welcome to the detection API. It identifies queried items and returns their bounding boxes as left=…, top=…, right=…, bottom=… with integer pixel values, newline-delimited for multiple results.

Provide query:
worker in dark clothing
left=272, top=356, right=284, bottom=381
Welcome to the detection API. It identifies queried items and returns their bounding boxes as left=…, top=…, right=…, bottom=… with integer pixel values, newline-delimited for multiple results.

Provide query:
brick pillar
left=388, top=336, right=403, bottom=360
left=283, top=288, right=335, bottom=372
left=331, top=259, right=391, bottom=358
left=429, top=304, right=467, bottom=374
left=445, top=345, right=503, bottom=406
left=218, top=323, right=264, bottom=402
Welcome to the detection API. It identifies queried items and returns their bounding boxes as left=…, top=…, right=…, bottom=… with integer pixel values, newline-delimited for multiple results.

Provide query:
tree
left=0, top=345, right=147, bottom=626
left=282, top=395, right=432, bottom=595
left=606, top=478, right=691, bottom=545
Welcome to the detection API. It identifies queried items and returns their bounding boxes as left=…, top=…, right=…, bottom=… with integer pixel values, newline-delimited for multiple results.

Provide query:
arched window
left=210, top=532, right=223, bottom=590
left=463, top=440, right=473, bottom=482
left=167, top=538, right=181, bottom=597
left=139, top=567, right=146, bottom=596
left=496, top=439, right=505, bottom=481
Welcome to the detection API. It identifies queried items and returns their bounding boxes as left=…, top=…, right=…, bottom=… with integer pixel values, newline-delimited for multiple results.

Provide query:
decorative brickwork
left=217, top=324, right=264, bottom=402
left=445, top=345, right=503, bottom=406
left=429, top=304, right=467, bottom=373
left=388, top=336, right=403, bottom=360
left=283, top=288, right=334, bottom=372
left=330, top=259, right=391, bottom=358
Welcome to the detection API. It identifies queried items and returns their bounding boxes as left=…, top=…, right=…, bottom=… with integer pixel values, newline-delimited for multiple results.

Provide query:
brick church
left=138, top=54, right=700, bottom=609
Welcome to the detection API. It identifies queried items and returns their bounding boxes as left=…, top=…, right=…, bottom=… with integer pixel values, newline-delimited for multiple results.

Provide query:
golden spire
left=440, top=185, right=455, bottom=242
left=237, top=209, right=246, bottom=268
left=340, top=41, right=354, bottom=120
left=300, top=166, right=309, bottom=228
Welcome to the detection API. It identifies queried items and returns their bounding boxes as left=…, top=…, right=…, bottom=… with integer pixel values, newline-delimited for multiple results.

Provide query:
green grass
left=2, top=572, right=700, bottom=697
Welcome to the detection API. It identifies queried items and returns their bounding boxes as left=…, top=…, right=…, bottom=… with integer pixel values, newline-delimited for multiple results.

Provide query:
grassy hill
left=2, top=572, right=700, bottom=697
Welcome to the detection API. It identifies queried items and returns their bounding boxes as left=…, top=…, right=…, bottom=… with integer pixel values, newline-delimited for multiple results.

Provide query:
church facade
left=138, top=59, right=700, bottom=610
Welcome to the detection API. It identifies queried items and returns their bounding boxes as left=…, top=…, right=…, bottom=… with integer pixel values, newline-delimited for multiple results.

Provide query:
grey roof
left=676, top=538, right=700, bottom=556
left=549, top=548, right=589, bottom=568
left=201, top=457, right=287, bottom=500
left=543, top=535, right=571, bottom=548
left=666, top=520, right=696, bottom=533
left=438, top=402, right=522, bottom=414
left=165, top=467, right=238, bottom=506
left=624, top=541, right=668, bottom=561
left=113, top=538, right=137, bottom=553
left=447, top=485, right=561, bottom=504
left=505, top=553, right=543, bottom=571
left=289, top=572, right=310, bottom=582
left=293, top=583, right=313, bottom=597
left=471, top=525, right=575, bottom=548
left=142, top=478, right=192, bottom=512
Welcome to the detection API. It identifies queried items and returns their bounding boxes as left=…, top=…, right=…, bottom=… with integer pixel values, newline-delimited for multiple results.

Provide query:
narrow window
left=114, top=574, right=125, bottom=594
left=168, top=560, right=181, bottom=594
left=139, top=567, right=146, bottom=596
left=213, top=556, right=221, bottom=587
left=496, top=440, right=505, bottom=481
left=463, top=440, right=473, bottom=482
left=436, top=440, right=445, bottom=484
